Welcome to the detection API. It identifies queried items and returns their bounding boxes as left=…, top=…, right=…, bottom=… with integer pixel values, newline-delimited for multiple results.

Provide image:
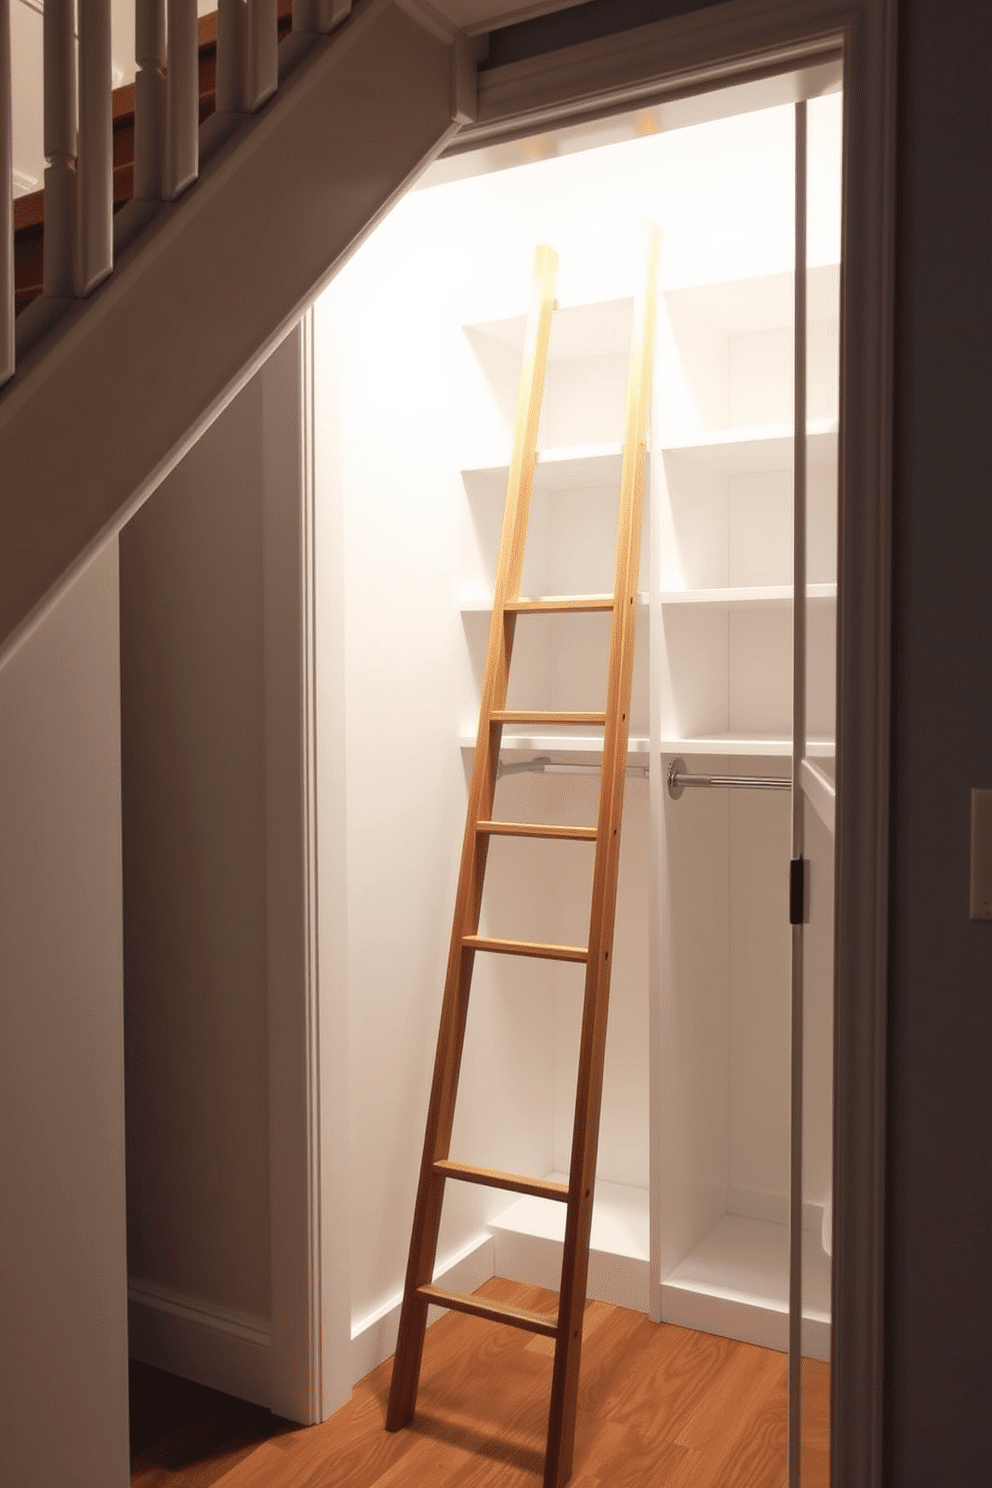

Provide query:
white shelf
left=463, top=442, right=629, bottom=491
left=661, top=734, right=835, bottom=759
left=488, top=1175, right=649, bottom=1314
left=661, top=1213, right=831, bottom=1361
left=465, top=298, right=635, bottom=360
left=462, top=732, right=650, bottom=758
left=663, top=265, right=840, bottom=335
left=460, top=591, right=649, bottom=614
left=660, top=584, right=836, bottom=610
left=661, top=419, right=837, bottom=473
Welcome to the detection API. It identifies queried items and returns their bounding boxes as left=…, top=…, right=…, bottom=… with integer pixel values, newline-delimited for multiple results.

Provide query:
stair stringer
left=0, top=0, right=465, bottom=667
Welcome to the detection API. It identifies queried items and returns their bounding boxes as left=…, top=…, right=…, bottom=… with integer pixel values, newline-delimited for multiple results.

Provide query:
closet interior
left=314, top=68, right=841, bottom=1383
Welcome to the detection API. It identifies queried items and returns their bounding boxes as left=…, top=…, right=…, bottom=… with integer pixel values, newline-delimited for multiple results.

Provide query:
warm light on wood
left=462, top=933, right=588, bottom=963
left=387, top=235, right=658, bottom=1488
left=477, top=820, right=598, bottom=842
left=433, top=1159, right=570, bottom=1201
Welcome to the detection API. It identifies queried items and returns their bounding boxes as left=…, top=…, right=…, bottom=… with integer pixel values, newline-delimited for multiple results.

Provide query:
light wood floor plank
left=137, top=1279, right=796, bottom=1487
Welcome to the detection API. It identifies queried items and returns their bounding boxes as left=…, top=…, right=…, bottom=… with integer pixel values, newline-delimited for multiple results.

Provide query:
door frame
left=458, top=7, right=896, bottom=1483
left=288, top=0, right=895, bottom=1474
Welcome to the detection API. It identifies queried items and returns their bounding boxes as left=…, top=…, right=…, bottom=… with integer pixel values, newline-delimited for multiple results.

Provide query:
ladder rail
left=386, top=244, right=559, bottom=1430
left=545, top=227, right=659, bottom=1488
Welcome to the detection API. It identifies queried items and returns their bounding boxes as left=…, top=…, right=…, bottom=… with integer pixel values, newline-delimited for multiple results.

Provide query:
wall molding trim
left=127, top=1277, right=272, bottom=1408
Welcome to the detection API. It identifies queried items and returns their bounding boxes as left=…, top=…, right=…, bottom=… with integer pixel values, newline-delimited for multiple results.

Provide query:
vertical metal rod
left=788, top=97, right=808, bottom=1488
left=1, top=0, right=13, bottom=386
left=75, top=0, right=113, bottom=296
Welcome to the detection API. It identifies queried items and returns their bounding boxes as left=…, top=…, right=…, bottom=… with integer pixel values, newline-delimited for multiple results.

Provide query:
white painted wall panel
left=0, top=542, right=128, bottom=1487
left=120, top=370, right=272, bottom=1332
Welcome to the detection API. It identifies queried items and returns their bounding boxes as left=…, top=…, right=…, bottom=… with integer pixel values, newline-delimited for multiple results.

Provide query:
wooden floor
left=131, top=1278, right=830, bottom=1487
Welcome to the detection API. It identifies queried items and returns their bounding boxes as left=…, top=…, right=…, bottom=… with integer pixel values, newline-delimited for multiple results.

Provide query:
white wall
left=313, top=121, right=673, bottom=1336
left=0, top=542, right=129, bottom=1487
left=120, top=327, right=353, bottom=1420
left=120, top=362, right=273, bottom=1393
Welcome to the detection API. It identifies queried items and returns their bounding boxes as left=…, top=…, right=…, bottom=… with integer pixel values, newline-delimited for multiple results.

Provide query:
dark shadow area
left=129, top=1360, right=290, bottom=1480
left=485, top=0, right=727, bottom=69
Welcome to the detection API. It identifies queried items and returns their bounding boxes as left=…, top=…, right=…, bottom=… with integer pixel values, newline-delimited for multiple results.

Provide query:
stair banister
left=43, top=0, right=76, bottom=298
left=1, top=0, right=468, bottom=664
left=76, top=0, right=113, bottom=295
left=134, top=0, right=167, bottom=201
left=1, top=0, right=11, bottom=388
left=165, top=0, right=199, bottom=198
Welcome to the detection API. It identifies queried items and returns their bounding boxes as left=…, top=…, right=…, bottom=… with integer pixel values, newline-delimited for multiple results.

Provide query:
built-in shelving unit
left=455, top=219, right=840, bottom=1352
left=460, top=284, right=652, bottom=1285
left=312, top=88, right=842, bottom=1401
left=652, top=231, right=839, bottom=1349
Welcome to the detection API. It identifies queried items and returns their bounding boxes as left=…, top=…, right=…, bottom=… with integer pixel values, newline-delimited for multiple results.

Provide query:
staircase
left=0, top=0, right=473, bottom=666
left=12, top=1, right=297, bottom=315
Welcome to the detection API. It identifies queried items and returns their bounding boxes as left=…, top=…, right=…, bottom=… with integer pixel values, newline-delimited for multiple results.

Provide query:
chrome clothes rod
left=667, top=756, right=790, bottom=800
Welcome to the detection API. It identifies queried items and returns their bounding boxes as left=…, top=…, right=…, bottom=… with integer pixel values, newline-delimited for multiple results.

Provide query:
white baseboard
left=127, top=1277, right=272, bottom=1408
left=491, top=1226, right=650, bottom=1314
left=350, top=1233, right=494, bottom=1386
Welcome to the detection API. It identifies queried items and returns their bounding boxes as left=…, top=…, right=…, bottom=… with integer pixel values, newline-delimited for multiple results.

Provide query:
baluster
left=245, top=0, right=278, bottom=112
left=42, top=0, right=76, bottom=298
left=76, top=0, right=113, bottom=295
left=216, top=0, right=245, bottom=113
left=134, top=0, right=166, bottom=199
left=292, top=0, right=350, bottom=36
left=1, top=0, right=13, bottom=386
left=164, top=0, right=198, bottom=199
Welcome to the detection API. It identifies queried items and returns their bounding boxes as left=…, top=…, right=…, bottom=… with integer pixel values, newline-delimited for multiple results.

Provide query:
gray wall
left=885, top=1, right=992, bottom=1482
left=120, top=373, right=272, bottom=1324
left=0, top=543, right=129, bottom=1488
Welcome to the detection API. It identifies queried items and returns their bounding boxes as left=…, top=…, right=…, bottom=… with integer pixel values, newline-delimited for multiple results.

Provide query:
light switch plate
left=970, top=789, right=992, bottom=920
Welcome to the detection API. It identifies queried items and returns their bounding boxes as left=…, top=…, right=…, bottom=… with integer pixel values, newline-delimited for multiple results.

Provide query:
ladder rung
left=433, top=1159, right=570, bottom=1202
left=463, top=934, right=588, bottom=963
left=417, top=1284, right=558, bottom=1338
left=477, top=819, right=598, bottom=842
left=505, top=595, right=614, bottom=613
left=490, top=710, right=606, bottom=726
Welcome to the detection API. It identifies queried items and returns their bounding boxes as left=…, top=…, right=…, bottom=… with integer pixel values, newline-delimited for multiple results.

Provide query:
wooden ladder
left=386, top=233, right=658, bottom=1488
